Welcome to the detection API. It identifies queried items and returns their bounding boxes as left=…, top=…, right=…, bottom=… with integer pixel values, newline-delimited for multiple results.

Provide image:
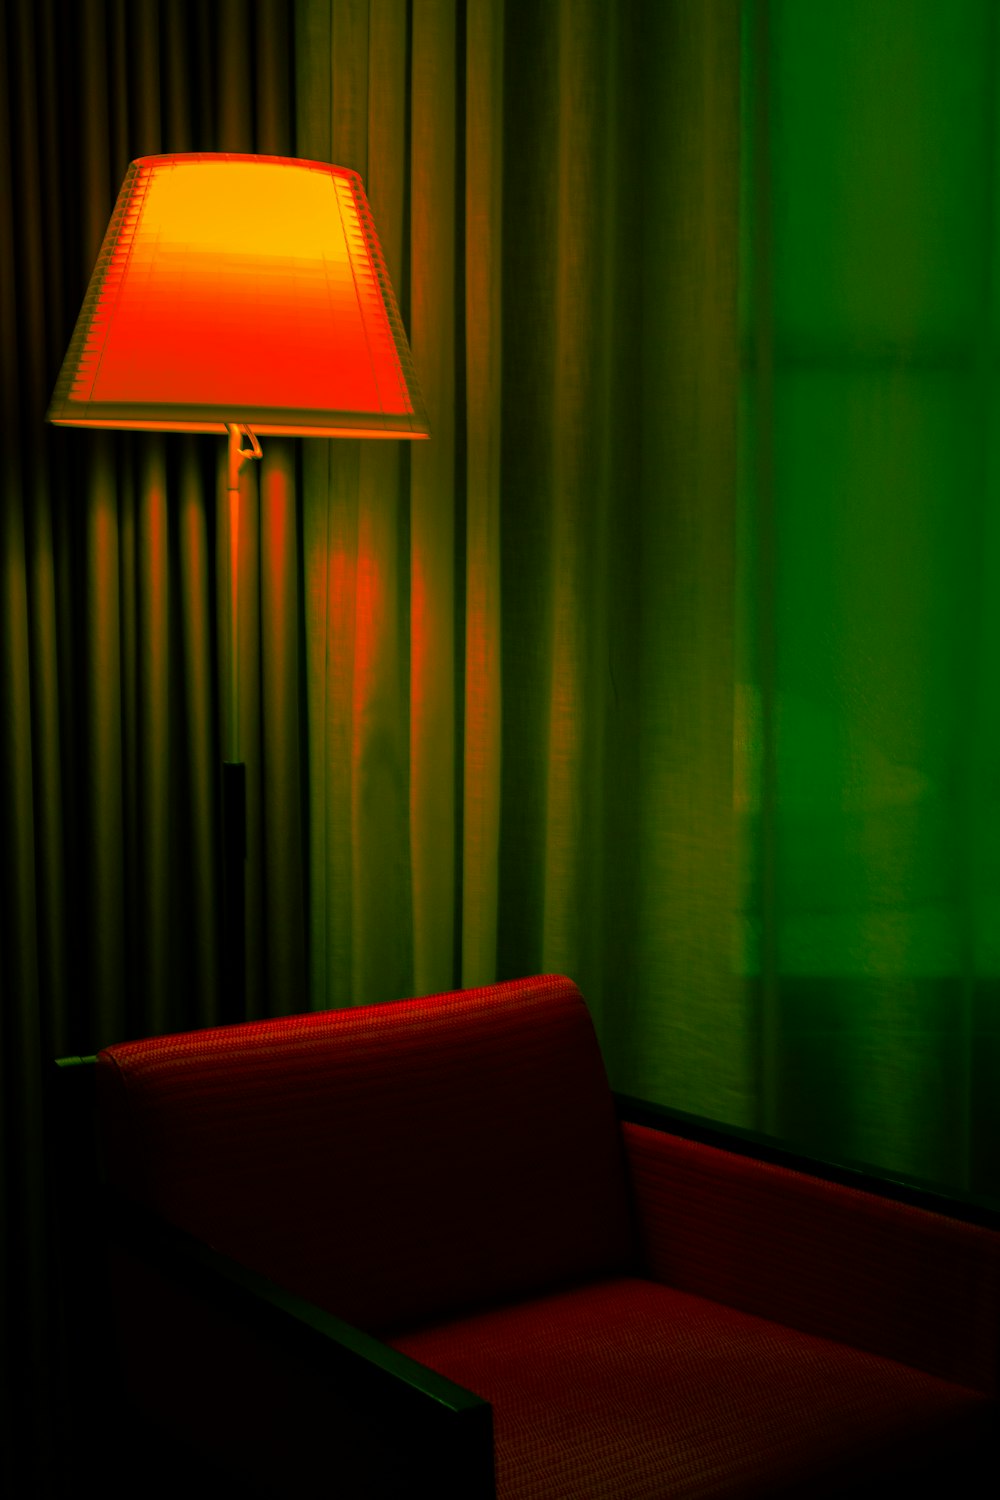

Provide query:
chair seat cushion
left=388, top=1276, right=995, bottom=1499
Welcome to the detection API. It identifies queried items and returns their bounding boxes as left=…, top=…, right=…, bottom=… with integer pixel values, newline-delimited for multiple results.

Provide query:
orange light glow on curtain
left=47, top=154, right=428, bottom=438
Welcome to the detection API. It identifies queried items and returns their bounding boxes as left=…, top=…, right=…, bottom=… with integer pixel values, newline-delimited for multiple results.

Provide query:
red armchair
left=59, top=975, right=999, bottom=1496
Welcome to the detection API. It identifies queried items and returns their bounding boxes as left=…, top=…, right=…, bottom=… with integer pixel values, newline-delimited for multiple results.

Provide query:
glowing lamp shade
left=47, top=153, right=428, bottom=439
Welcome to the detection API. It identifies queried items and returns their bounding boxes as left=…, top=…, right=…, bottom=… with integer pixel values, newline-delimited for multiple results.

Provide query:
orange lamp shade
left=47, top=153, right=428, bottom=439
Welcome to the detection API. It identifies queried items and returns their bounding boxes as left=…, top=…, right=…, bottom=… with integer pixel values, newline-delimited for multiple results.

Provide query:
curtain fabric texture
left=293, top=0, right=749, bottom=1132
left=740, top=0, right=1000, bottom=1188
left=3, top=0, right=999, bottom=1489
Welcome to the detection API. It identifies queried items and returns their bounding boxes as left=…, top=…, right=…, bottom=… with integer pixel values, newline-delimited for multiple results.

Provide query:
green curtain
left=293, top=0, right=750, bottom=1125
left=741, top=0, right=1000, bottom=1192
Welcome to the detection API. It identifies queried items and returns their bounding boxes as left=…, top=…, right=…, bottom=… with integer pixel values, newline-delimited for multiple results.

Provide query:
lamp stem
left=225, top=423, right=262, bottom=758
left=229, top=478, right=240, bottom=760
left=222, top=423, right=261, bottom=1024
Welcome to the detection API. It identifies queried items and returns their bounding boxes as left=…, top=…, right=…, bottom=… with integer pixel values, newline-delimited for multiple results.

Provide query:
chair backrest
left=96, top=974, right=635, bottom=1333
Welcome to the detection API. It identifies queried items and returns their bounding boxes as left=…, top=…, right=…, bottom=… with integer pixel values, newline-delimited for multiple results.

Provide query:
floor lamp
left=47, top=153, right=429, bottom=1024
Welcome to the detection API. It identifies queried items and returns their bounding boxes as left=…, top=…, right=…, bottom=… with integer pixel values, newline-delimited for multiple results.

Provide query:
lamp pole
left=221, top=423, right=261, bottom=1024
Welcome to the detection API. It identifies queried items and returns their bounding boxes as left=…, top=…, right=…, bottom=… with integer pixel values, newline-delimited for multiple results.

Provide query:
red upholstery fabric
left=623, top=1122, right=1000, bottom=1394
left=96, top=975, right=634, bottom=1332
left=389, top=1275, right=995, bottom=1500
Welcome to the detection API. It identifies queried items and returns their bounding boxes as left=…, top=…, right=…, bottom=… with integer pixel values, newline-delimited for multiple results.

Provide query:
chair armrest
left=101, top=1190, right=495, bottom=1499
left=617, top=1104, right=1000, bottom=1395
